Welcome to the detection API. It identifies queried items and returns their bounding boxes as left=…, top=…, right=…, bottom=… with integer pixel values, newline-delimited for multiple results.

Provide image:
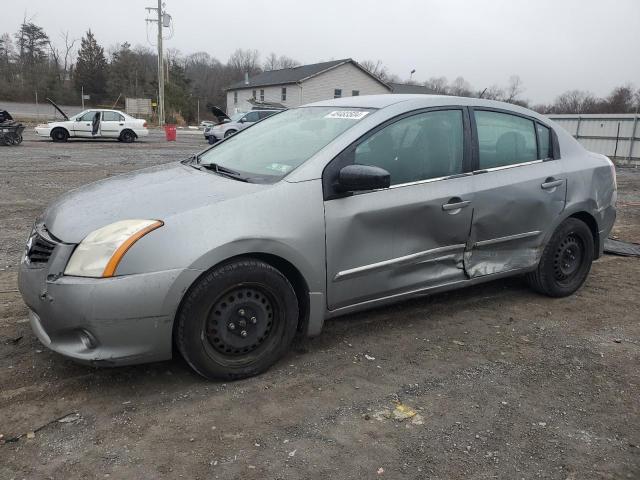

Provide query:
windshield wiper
left=201, top=163, right=250, bottom=182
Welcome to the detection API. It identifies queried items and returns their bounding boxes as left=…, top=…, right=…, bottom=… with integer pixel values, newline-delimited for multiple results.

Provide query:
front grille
left=26, top=227, right=58, bottom=264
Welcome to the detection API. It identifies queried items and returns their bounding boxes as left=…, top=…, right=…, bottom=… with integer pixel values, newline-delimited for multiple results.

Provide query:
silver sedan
left=18, top=95, right=617, bottom=380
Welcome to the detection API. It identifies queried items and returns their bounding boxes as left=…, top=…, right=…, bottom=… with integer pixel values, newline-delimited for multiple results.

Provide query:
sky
left=2, top=0, right=639, bottom=104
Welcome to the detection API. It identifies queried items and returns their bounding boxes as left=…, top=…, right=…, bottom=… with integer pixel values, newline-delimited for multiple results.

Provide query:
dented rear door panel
left=465, top=160, right=567, bottom=277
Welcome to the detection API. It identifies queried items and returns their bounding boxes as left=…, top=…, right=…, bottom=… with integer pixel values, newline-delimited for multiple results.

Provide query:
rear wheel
left=177, top=258, right=299, bottom=380
left=527, top=218, right=594, bottom=297
left=119, top=130, right=136, bottom=143
left=51, top=128, right=68, bottom=142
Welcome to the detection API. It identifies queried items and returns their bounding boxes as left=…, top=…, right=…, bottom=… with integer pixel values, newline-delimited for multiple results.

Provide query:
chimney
left=244, top=72, right=249, bottom=85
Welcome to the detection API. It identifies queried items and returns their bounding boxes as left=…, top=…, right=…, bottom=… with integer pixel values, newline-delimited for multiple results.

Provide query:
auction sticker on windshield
left=324, top=110, right=369, bottom=120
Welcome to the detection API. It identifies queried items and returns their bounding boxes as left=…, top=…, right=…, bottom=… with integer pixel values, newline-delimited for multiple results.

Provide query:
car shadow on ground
left=33, top=274, right=531, bottom=394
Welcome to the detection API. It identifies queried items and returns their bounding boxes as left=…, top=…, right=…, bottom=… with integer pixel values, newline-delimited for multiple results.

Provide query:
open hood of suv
left=45, top=98, right=69, bottom=121
left=208, top=105, right=230, bottom=123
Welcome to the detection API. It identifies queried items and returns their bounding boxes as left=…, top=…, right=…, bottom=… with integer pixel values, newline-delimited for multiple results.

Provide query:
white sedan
left=35, top=100, right=148, bottom=143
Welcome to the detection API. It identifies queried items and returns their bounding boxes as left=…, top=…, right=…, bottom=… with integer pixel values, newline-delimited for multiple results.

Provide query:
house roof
left=226, top=58, right=390, bottom=90
left=389, top=82, right=436, bottom=94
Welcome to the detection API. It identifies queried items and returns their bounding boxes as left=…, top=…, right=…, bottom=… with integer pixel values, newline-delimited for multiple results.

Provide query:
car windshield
left=198, top=106, right=373, bottom=182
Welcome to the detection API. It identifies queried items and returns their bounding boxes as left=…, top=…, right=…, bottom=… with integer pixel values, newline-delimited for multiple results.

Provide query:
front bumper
left=18, top=240, right=201, bottom=366
left=34, top=127, right=52, bottom=137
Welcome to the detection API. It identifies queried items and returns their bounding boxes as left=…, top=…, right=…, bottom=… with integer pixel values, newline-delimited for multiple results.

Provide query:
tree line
left=1, top=20, right=638, bottom=123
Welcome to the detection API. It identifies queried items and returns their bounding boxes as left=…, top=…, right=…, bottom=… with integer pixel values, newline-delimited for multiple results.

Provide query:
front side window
left=334, top=89, right=342, bottom=98
left=244, top=111, right=260, bottom=122
left=260, top=89, right=265, bottom=101
left=354, top=110, right=464, bottom=185
left=281, top=87, right=287, bottom=101
left=475, top=111, right=537, bottom=169
left=78, top=111, right=96, bottom=122
left=199, top=107, right=372, bottom=182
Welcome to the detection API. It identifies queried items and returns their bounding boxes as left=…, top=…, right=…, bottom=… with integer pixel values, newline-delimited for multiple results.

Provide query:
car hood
left=43, top=162, right=266, bottom=243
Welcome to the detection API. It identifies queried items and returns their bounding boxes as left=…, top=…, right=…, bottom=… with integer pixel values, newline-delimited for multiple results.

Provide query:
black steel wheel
left=51, top=128, right=68, bottom=142
left=120, top=130, right=136, bottom=143
left=527, top=218, right=594, bottom=297
left=177, top=258, right=299, bottom=380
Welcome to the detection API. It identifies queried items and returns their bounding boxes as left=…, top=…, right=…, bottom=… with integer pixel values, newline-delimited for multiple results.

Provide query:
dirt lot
left=1, top=130, right=639, bottom=479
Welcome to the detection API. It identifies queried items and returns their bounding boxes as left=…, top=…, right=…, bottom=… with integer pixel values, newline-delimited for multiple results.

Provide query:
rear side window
left=258, top=111, right=275, bottom=119
left=537, top=123, right=551, bottom=159
left=102, top=111, right=123, bottom=121
left=475, top=111, right=537, bottom=169
left=354, top=109, right=464, bottom=185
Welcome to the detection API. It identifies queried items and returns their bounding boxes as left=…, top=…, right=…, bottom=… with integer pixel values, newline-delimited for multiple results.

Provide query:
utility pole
left=146, top=1, right=171, bottom=126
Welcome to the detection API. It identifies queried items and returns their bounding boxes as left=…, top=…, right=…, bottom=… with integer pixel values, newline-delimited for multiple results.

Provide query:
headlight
left=64, top=219, right=163, bottom=277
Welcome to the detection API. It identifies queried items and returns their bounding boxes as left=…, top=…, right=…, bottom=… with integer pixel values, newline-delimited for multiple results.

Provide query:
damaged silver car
left=18, top=95, right=617, bottom=380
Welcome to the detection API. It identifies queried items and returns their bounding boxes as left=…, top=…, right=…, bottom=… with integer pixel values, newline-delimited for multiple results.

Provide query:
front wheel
left=176, top=258, right=299, bottom=380
left=527, top=218, right=594, bottom=297
left=51, top=128, right=68, bottom=142
left=224, top=129, right=237, bottom=138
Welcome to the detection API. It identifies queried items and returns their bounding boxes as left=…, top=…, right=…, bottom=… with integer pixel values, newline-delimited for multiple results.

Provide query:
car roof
left=306, top=94, right=545, bottom=120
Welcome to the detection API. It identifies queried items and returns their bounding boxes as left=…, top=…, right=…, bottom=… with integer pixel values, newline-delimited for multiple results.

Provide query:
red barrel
left=164, top=124, right=177, bottom=141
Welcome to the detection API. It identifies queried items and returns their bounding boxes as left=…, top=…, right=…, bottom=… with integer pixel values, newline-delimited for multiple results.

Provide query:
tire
left=51, top=128, right=68, bottom=142
left=177, top=258, right=299, bottom=380
left=120, top=130, right=136, bottom=143
left=527, top=218, right=594, bottom=297
left=224, top=129, right=237, bottom=138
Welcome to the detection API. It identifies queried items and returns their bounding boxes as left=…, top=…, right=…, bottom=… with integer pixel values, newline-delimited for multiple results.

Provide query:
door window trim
left=322, top=106, right=473, bottom=200
left=469, top=106, right=560, bottom=173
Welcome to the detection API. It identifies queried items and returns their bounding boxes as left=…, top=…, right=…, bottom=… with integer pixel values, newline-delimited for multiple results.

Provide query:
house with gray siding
left=225, top=58, right=391, bottom=113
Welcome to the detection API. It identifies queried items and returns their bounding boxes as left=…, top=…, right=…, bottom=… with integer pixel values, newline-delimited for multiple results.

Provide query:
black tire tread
left=176, top=258, right=298, bottom=380
left=527, top=218, right=594, bottom=297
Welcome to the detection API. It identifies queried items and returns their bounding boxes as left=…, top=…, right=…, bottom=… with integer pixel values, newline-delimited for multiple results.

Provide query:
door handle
left=119, top=123, right=124, bottom=126
left=541, top=178, right=564, bottom=190
left=442, top=199, right=471, bottom=211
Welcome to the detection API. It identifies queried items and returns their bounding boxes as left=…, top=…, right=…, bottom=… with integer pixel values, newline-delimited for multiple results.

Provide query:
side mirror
left=239, top=117, right=246, bottom=123
left=336, top=164, right=390, bottom=192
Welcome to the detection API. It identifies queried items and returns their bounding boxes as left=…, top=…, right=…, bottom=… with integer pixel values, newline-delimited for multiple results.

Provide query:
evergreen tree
left=74, top=29, right=107, bottom=99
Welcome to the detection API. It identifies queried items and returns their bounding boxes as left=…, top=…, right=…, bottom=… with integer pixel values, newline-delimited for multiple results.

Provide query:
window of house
left=474, top=111, right=537, bottom=169
left=354, top=110, right=464, bottom=186
left=252, top=90, right=256, bottom=99
left=334, top=89, right=342, bottom=98
left=260, top=89, right=265, bottom=101
left=281, top=87, right=287, bottom=101
left=536, top=123, right=551, bottom=159
left=352, top=90, right=360, bottom=96
left=234, top=91, right=238, bottom=105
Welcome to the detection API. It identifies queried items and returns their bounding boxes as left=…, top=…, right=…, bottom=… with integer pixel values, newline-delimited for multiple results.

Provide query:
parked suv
left=204, top=109, right=281, bottom=142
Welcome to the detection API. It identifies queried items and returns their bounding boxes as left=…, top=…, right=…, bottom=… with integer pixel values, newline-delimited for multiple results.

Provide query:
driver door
left=73, top=111, right=99, bottom=137
left=323, top=108, right=474, bottom=309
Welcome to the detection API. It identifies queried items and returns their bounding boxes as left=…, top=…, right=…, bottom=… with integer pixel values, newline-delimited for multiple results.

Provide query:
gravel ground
left=1, top=130, right=639, bottom=479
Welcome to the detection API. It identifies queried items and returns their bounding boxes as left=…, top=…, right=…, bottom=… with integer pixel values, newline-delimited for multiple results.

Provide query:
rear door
left=324, top=108, right=475, bottom=309
left=101, top=111, right=125, bottom=138
left=466, top=108, right=566, bottom=277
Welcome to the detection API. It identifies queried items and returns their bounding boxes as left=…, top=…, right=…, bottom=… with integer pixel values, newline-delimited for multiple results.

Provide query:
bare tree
left=552, top=90, right=598, bottom=113
left=263, top=53, right=300, bottom=71
left=359, top=59, right=389, bottom=82
left=449, top=76, right=472, bottom=97
left=504, top=75, right=524, bottom=103
left=480, top=85, right=505, bottom=100
left=424, top=76, right=449, bottom=94
left=228, top=48, right=261, bottom=76
left=59, top=31, right=77, bottom=80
